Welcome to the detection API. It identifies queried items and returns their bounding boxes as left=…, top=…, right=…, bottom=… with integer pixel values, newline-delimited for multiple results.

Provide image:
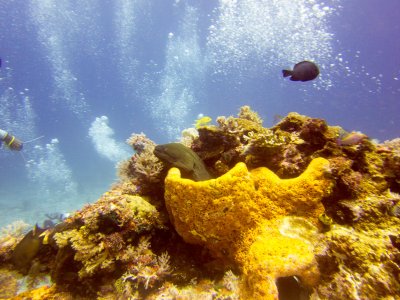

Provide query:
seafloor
left=0, top=106, right=399, bottom=300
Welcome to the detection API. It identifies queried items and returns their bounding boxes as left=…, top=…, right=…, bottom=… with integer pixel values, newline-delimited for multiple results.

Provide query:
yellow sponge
left=164, top=157, right=334, bottom=299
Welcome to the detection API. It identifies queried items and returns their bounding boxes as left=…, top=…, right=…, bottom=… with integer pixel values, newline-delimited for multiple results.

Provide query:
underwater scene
left=0, top=0, right=399, bottom=299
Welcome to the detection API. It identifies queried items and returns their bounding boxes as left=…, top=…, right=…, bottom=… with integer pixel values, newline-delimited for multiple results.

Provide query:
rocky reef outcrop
left=0, top=106, right=399, bottom=299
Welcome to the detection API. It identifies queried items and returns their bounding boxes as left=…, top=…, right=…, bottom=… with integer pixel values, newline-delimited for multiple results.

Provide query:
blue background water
left=0, top=0, right=399, bottom=228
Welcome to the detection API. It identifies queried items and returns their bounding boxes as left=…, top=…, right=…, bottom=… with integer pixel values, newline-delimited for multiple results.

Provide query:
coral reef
left=1, top=106, right=399, bottom=299
left=0, top=268, right=21, bottom=298
left=9, top=285, right=63, bottom=300
left=50, top=183, right=167, bottom=288
left=380, top=138, right=400, bottom=192
left=315, top=191, right=400, bottom=299
left=117, top=133, right=164, bottom=195
left=0, top=220, right=29, bottom=262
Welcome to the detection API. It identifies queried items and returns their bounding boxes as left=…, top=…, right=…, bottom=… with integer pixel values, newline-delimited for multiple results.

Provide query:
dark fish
left=0, top=58, right=2, bottom=68
left=282, top=61, right=319, bottom=82
left=11, top=224, right=45, bottom=274
left=154, top=143, right=212, bottom=181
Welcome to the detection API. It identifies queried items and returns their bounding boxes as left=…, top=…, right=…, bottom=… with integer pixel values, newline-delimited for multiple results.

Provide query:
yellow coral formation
left=9, top=285, right=58, bottom=300
left=164, top=157, right=334, bottom=299
left=53, top=190, right=163, bottom=279
left=237, top=105, right=263, bottom=125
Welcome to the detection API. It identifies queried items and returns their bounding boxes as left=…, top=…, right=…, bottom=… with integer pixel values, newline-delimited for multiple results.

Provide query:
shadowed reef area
left=1, top=106, right=399, bottom=300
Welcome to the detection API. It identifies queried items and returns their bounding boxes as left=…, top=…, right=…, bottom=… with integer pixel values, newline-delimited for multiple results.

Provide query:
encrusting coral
left=51, top=182, right=167, bottom=285
left=164, top=157, right=334, bottom=299
left=313, top=191, right=400, bottom=298
left=1, top=105, right=400, bottom=299
left=0, top=268, right=21, bottom=298
left=0, top=221, right=29, bottom=262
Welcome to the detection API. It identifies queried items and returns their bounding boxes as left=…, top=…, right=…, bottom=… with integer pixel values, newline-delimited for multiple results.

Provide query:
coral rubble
left=0, top=106, right=399, bottom=299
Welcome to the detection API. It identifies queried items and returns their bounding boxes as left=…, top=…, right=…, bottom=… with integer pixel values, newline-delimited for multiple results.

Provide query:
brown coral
left=117, top=133, right=164, bottom=194
left=0, top=268, right=20, bottom=298
left=315, top=193, right=400, bottom=299
left=380, top=138, right=400, bottom=192
left=50, top=186, right=166, bottom=285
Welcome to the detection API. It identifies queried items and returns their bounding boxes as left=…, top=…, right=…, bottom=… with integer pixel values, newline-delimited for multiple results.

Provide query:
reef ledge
left=1, top=106, right=399, bottom=300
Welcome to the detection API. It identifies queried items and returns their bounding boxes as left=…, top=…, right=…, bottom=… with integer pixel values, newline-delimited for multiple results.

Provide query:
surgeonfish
left=11, top=224, right=45, bottom=274
left=282, top=61, right=319, bottom=82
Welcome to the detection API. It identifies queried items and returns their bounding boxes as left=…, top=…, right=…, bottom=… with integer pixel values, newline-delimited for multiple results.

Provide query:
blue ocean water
left=0, top=0, right=399, bottom=228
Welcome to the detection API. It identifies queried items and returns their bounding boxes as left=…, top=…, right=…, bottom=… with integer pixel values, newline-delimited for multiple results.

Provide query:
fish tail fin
left=282, top=69, right=292, bottom=77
